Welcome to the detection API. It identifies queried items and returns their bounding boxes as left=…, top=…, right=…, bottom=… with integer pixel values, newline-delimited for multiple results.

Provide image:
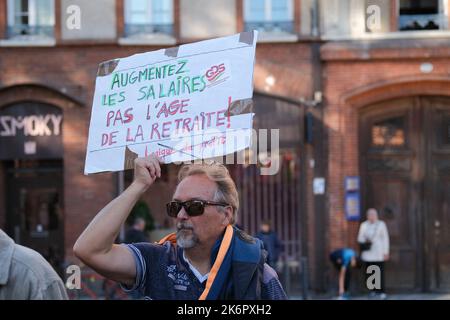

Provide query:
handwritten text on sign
left=85, top=31, right=257, bottom=174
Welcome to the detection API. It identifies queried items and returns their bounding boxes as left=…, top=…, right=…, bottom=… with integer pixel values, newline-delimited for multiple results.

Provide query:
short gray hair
left=178, top=163, right=239, bottom=224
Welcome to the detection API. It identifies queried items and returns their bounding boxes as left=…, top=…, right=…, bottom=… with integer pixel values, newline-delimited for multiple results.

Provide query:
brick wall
left=322, top=40, right=450, bottom=253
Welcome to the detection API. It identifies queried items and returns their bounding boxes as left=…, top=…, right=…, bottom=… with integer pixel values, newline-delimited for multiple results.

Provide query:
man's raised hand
left=133, top=154, right=163, bottom=189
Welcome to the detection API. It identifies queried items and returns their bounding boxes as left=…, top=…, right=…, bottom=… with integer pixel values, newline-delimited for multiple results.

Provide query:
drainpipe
left=308, top=0, right=328, bottom=294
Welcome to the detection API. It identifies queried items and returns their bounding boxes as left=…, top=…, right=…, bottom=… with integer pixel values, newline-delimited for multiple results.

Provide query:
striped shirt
left=122, top=241, right=287, bottom=300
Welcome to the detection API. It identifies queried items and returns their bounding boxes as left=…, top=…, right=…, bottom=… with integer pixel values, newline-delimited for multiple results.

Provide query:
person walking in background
left=124, top=217, right=148, bottom=244
left=0, top=228, right=68, bottom=300
left=329, top=248, right=357, bottom=300
left=357, top=208, right=390, bottom=299
left=123, top=216, right=148, bottom=299
left=256, top=220, right=283, bottom=269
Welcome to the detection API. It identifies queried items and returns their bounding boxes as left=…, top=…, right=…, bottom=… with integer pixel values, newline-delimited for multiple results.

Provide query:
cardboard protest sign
left=84, top=31, right=257, bottom=174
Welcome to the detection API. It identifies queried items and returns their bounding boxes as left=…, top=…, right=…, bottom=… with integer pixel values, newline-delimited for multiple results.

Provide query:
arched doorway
left=360, top=96, right=450, bottom=291
left=0, top=101, right=64, bottom=275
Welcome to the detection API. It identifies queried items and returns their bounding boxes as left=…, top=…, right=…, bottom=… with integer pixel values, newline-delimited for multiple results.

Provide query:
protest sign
left=85, top=31, right=257, bottom=174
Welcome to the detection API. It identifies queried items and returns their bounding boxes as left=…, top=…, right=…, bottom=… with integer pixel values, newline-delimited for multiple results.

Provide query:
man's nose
left=177, top=207, right=189, bottom=219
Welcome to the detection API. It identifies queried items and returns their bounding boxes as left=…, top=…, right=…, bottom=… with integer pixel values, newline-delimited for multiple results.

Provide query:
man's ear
left=222, top=207, right=233, bottom=225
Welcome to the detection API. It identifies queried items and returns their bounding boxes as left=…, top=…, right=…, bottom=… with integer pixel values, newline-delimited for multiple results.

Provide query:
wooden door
left=5, top=160, right=65, bottom=276
left=425, top=97, right=450, bottom=291
left=360, top=96, right=450, bottom=291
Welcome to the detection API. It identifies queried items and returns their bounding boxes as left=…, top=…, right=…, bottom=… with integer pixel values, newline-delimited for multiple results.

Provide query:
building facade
left=321, top=0, right=450, bottom=292
left=0, top=0, right=449, bottom=295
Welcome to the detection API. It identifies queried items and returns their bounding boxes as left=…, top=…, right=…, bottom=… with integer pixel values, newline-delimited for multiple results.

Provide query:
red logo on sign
left=205, top=63, right=225, bottom=82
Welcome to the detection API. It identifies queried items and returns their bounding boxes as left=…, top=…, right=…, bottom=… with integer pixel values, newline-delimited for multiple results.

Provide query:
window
left=371, top=117, right=406, bottom=148
left=244, top=0, right=294, bottom=33
left=7, top=0, right=54, bottom=39
left=399, top=0, right=447, bottom=31
left=124, top=0, right=173, bottom=38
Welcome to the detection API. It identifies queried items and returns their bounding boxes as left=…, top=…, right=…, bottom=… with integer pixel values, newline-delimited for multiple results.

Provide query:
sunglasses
left=166, top=199, right=230, bottom=217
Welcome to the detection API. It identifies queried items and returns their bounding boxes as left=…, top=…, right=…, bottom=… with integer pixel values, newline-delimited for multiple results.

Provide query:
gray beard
left=176, top=229, right=199, bottom=249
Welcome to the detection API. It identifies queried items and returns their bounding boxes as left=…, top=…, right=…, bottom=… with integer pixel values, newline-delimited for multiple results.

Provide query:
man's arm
left=73, top=156, right=161, bottom=286
left=338, top=266, right=346, bottom=295
left=357, top=222, right=366, bottom=243
left=381, top=221, right=390, bottom=261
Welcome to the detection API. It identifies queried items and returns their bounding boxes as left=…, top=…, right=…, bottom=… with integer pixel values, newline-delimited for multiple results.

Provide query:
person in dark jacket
left=256, top=221, right=283, bottom=268
left=124, top=217, right=148, bottom=244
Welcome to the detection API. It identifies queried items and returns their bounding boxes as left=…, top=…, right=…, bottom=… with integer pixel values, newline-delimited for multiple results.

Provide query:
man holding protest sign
left=74, top=154, right=287, bottom=300
left=76, top=32, right=285, bottom=299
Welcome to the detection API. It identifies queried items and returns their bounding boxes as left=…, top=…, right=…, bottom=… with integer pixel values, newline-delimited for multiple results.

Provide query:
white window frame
left=120, top=0, right=175, bottom=45
left=244, top=0, right=294, bottom=23
left=7, top=0, right=55, bottom=27
left=243, top=0, right=297, bottom=42
left=153, top=0, right=174, bottom=25
left=124, top=0, right=152, bottom=25
left=124, top=0, right=173, bottom=25
left=4, top=0, right=55, bottom=45
left=7, top=0, right=32, bottom=26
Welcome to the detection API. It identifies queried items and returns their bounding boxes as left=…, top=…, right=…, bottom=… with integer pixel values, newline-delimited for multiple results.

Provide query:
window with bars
left=244, top=0, right=294, bottom=34
left=124, top=0, right=174, bottom=38
left=399, top=0, right=447, bottom=31
left=7, top=0, right=54, bottom=39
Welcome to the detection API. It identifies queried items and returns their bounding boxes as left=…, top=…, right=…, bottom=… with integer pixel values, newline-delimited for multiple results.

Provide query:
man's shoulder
left=12, top=245, right=58, bottom=278
left=235, top=228, right=258, bottom=244
left=379, top=220, right=388, bottom=228
left=10, top=244, right=64, bottom=292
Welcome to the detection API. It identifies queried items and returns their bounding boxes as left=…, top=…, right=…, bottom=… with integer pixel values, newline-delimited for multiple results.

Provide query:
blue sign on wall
left=345, top=176, right=360, bottom=192
left=345, top=176, right=361, bottom=221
